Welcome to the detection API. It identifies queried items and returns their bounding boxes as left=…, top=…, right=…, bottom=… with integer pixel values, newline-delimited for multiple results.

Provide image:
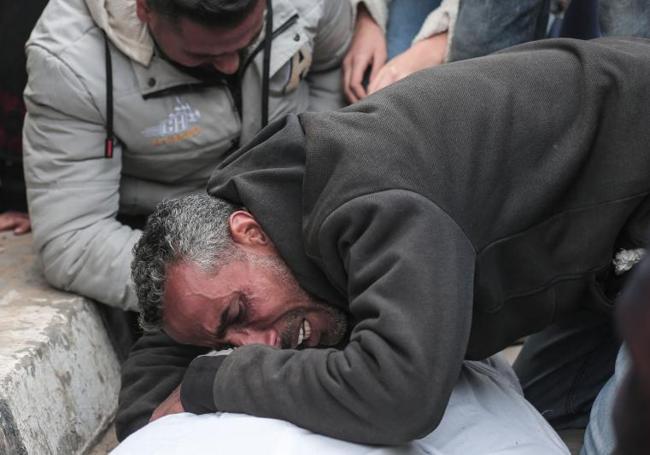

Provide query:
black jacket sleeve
left=115, top=330, right=209, bottom=441
left=179, top=190, right=476, bottom=444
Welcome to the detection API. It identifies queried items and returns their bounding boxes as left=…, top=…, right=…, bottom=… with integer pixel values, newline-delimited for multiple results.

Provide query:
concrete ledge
left=0, top=233, right=120, bottom=454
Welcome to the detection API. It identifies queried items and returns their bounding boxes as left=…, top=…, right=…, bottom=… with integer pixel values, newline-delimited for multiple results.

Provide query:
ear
left=229, top=211, right=273, bottom=251
left=135, top=0, right=152, bottom=23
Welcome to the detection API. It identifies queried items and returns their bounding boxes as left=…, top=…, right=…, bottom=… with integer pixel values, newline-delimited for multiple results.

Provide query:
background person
left=22, top=0, right=352, bottom=314
left=344, top=0, right=650, bottom=101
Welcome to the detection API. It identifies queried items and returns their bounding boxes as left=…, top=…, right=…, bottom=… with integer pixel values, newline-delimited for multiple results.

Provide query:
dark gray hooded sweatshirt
left=116, top=37, right=650, bottom=444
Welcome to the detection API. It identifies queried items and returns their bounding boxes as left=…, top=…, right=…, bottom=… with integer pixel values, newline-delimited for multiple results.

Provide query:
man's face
left=162, top=252, right=347, bottom=350
left=136, top=0, right=265, bottom=75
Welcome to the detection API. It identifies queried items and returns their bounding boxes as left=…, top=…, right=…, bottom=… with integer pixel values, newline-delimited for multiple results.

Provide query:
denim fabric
left=581, top=347, right=629, bottom=455
left=600, top=0, right=650, bottom=38
left=449, top=0, right=650, bottom=62
left=513, top=310, right=620, bottom=431
left=513, top=310, right=623, bottom=453
left=386, top=0, right=443, bottom=59
left=449, top=0, right=550, bottom=62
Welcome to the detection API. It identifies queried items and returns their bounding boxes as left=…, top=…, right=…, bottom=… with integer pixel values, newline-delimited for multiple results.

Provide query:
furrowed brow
left=215, top=295, right=247, bottom=340
left=215, top=305, right=232, bottom=340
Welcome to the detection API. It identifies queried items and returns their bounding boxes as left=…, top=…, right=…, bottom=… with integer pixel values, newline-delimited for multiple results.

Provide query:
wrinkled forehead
left=161, top=262, right=224, bottom=344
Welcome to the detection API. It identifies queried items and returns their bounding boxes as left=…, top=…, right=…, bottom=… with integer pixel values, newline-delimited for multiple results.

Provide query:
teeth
left=303, top=319, right=311, bottom=341
left=297, top=324, right=304, bottom=346
left=297, top=319, right=312, bottom=348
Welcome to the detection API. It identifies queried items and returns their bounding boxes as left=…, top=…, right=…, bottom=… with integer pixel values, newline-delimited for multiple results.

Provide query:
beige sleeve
left=412, top=0, right=460, bottom=63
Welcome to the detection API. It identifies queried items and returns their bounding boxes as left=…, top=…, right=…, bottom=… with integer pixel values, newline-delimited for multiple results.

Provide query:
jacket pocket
left=588, top=264, right=615, bottom=313
left=586, top=261, right=636, bottom=314
left=474, top=193, right=648, bottom=315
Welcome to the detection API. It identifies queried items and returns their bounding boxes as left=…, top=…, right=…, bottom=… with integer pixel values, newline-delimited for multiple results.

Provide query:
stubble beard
left=247, top=251, right=348, bottom=348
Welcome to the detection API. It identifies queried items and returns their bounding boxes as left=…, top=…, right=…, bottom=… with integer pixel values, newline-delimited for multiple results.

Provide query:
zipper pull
left=104, top=138, right=114, bottom=159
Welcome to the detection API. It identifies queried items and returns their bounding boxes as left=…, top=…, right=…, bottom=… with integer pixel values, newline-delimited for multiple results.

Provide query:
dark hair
left=131, top=193, right=240, bottom=331
left=146, top=0, right=261, bottom=27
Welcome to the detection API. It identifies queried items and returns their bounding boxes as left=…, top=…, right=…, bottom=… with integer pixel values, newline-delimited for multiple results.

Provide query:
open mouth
left=296, top=318, right=312, bottom=348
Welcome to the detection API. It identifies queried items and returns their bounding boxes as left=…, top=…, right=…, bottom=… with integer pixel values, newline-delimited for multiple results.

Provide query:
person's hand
left=342, top=4, right=387, bottom=103
left=150, top=385, right=185, bottom=422
left=368, top=32, right=448, bottom=95
left=0, top=211, right=31, bottom=235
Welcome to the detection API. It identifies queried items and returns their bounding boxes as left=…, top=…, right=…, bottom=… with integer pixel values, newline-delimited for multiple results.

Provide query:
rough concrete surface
left=0, top=233, right=120, bottom=454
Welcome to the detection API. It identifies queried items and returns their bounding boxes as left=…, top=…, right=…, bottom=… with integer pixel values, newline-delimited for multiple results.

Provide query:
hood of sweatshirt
left=85, top=0, right=154, bottom=65
left=207, top=114, right=347, bottom=309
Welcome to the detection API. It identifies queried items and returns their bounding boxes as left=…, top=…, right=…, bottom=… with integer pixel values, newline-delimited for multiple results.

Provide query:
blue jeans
left=449, top=0, right=550, bottom=61
left=448, top=0, right=650, bottom=62
left=513, top=310, right=626, bottom=454
left=599, top=0, right=650, bottom=37
left=580, top=346, right=629, bottom=455
left=386, top=0, right=442, bottom=59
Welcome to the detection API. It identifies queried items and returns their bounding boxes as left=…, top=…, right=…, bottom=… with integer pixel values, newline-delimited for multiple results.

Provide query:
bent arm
left=115, top=330, right=209, bottom=440
left=180, top=191, right=476, bottom=444
left=23, top=45, right=140, bottom=309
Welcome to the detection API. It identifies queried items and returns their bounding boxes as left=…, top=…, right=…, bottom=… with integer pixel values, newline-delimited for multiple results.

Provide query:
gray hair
left=132, top=193, right=241, bottom=332
left=146, top=0, right=260, bottom=27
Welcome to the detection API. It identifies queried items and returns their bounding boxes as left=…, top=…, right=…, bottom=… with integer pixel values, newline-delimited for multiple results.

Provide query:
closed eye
left=215, top=294, right=248, bottom=340
left=231, top=295, right=248, bottom=326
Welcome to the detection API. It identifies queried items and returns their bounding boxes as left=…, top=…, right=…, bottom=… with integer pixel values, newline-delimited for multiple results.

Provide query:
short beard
left=152, top=35, right=241, bottom=83
left=246, top=251, right=348, bottom=347
left=317, top=304, right=348, bottom=346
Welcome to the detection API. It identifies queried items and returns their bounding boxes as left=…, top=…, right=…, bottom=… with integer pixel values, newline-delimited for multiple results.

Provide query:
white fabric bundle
left=113, top=357, right=568, bottom=455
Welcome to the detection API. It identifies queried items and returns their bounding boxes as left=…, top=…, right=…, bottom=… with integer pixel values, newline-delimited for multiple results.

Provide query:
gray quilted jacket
left=23, top=0, right=352, bottom=309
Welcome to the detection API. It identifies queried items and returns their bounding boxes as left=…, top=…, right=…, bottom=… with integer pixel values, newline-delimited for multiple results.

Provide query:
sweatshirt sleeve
left=115, top=330, right=209, bottom=441
left=23, top=45, right=140, bottom=310
left=180, top=189, right=476, bottom=444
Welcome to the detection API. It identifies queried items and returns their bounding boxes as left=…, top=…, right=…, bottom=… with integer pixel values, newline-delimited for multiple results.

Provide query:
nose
left=229, top=328, right=278, bottom=348
left=212, top=53, right=240, bottom=75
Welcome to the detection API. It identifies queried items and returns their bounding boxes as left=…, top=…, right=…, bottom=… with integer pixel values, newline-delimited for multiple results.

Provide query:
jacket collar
left=90, top=0, right=303, bottom=96
left=85, top=0, right=154, bottom=65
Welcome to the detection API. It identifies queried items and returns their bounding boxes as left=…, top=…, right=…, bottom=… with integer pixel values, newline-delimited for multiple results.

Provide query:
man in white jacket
left=23, top=0, right=352, bottom=315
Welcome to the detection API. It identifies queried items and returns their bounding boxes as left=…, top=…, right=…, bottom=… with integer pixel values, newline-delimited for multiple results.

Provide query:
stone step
left=0, top=233, right=120, bottom=454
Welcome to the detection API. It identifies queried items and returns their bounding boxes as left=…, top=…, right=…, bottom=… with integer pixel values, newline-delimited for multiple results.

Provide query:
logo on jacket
left=271, top=44, right=313, bottom=96
left=142, top=97, right=202, bottom=145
